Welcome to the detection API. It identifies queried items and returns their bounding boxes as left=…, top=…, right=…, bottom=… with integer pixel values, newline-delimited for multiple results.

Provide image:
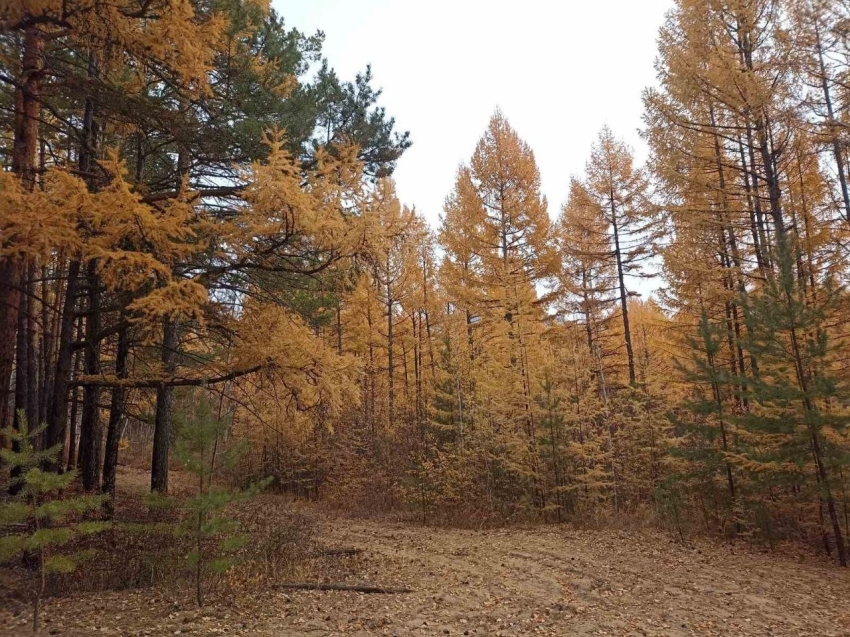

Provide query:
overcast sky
left=279, top=1, right=674, bottom=228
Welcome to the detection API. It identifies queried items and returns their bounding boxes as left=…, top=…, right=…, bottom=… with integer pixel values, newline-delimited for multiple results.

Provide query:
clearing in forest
left=3, top=511, right=849, bottom=637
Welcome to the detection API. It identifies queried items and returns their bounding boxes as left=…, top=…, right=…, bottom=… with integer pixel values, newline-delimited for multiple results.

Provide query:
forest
left=3, top=0, right=850, bottom=634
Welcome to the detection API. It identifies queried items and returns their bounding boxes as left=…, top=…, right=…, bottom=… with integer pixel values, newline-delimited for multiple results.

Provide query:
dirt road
left=4, top=516, right=849, bottom=636
left=288, top=519, right=850, bottom=637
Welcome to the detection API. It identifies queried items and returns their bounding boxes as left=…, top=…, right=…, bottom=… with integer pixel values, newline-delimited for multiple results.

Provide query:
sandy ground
left=3, top=511, right=850, bottom=637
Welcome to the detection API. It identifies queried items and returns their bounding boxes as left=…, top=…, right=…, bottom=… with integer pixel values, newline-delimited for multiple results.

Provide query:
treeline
left=259, top=0, right=850, bottom=565
left=3, top=0, right=850, bottom=569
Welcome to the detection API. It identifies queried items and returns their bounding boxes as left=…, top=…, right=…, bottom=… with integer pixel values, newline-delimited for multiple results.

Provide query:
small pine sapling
left=0, top=412, right=108, bottom=632
left=173, top=393, right=269, bottom=606
left=536, top=374, right=568, bottom=522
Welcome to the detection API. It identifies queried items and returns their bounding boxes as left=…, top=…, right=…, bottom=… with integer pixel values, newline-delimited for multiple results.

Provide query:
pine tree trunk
left=737, top=23, right=777, bottom=267
left=67, top=386, right=79, bottom=470
left=705, top=339, right=736, bottom=502
left=0, top=25, right=43, bottom=433
left=811, top=428, right=847, bottom=566
left=9, top=280, right=29, bottom=496
left=364, top=296, right=374, bottom=431
left=421, top=257, right=437, bottom=384
left=738, top=129, right=772, bottom=274
left=0, top=260, right=21, bottom=433
left=580, top=272, right=591, bottom=351
left=66, top=314, right=83, bottom=470
left=545, top=379, right=564, bottom=522
left=709, top=107, right=750, bottom=409
left=54, top=47, right=99, bottom=470
left=151, top=108, right=191, bottom=493
left=414, top=314, right=421, bottom=428
left=754, top=115, right=783, bottom=234
left=26, top=263, right=39, bottom=429
left=102, top=318, right=129, bottom=516
left=79, top=262, right=102, bottom=492
left=151, top=318, right=177, bottom=493
left=46, top=260, right=80, bottom=463
left=39, top=262, right=54, bottom=425
left=13, top=267, right=30, bottom=429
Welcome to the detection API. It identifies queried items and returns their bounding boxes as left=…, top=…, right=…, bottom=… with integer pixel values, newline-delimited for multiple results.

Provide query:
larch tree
left=554, top=178, right=620, bottom=382
left=584, top=127, right=656, bottom=387
left=438, top=111, right=552, bottom=512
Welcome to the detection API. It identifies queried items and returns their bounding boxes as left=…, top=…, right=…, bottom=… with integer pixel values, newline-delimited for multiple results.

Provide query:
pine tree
left=172, top=392, right=270, bottom=606
left=737, top=235, right=849, bottom=564
left=536, top=374, right=569, bottom=522
left=0, top=412, right=108, bottom=631
left=671, top=311, right=742, bottom=533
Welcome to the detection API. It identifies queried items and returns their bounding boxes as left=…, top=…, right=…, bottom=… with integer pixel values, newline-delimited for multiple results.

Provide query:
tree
left=738, top=235, right=848, bottom=564
left=0, top=412, right=108, bottom=631
left=437, top=111, right=552, bottom=512
left=645, top=0, right=850, bottom=556
left=172, top=392, right=270, bottom=606
left=0, top=0, right=411, bottom=503
left=584, top=127, right=656, bottom=387
left=554, top=178, right=619, bottom=378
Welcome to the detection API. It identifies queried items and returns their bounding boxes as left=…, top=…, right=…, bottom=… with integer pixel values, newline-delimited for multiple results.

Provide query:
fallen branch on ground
left=275, top=582, right=412, bottom=594
left=312, top=547, right=364, bottom=557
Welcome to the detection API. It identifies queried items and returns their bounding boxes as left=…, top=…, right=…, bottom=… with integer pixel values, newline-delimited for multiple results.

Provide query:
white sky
left=279, top=0, right=674, bottom=228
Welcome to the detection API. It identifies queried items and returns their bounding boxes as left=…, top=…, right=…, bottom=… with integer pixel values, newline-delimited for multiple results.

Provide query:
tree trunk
left=150, top=109, right=191, bottom=493
left=66, top=314, right=83, bottom=469
left=815, top=26, right=850, bottom=223
left=102, top=318, right=129, bottom=517
left=386, top=275, right=394, bottom=431
left=39, top=262, right=54, bottom=425
left=151, top=318, right=178, bottom=493
left=421, top=257, right=437, bottom=385
left=740, top=126, right=773, bottom=273
left=413, top=312, right=424, bottom=436
left=705, top=334, right=736, bottom=502
left=610, top=210, right=636, bottom=386
left=0, top=25, right=43, bottom=432
left=46, top=261, right=80, bottom=463
left=79, top=261, right=102, bottom=492
left=13, top=267, right=30, bottom=430
left=26, top=263, right=39, bottom=428
left=9, top=275, right=29, bottom=495
left=50, top=46, right=99, bottom=467
left=0, top=260, right=21, bottom=433
left=811, top=427, right=848, bottom=566
left=709, top=106, right=750, bottom=410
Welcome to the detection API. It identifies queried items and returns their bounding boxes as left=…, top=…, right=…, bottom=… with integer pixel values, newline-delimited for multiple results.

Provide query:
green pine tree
left=0, top=412, right=108, bottom=632
left=172, top=393, right=270, bottom=606
left=737, top=236, right=849, bottom=565
left=536, top=374, right=570, bottom=522
left=670, top=311, right=740, bottom=532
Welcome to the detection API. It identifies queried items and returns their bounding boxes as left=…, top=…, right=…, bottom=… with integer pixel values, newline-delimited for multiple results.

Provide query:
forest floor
left=2, top=469, right=849, bottom=636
